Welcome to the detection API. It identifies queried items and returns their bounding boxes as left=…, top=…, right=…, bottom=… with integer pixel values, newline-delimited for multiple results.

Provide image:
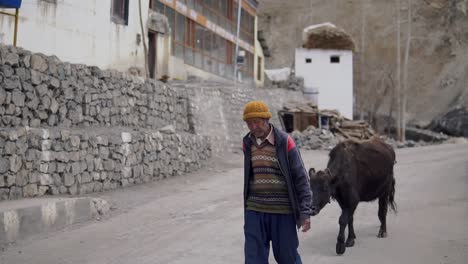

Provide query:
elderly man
left=242, top=100, right=312, bottom=264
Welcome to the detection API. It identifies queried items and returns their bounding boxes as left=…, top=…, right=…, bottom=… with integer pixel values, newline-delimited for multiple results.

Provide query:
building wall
left=172, top=81, right=307, bottom=153
left=0, top=0, right=260, bottom=84
left=0, top=0, right=149, bottom=73
left=295, top=48, right=353, bottom=119
left=154, top=0, right=256, bottom=83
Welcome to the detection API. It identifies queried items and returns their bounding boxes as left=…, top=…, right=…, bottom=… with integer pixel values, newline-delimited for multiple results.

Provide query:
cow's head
left=309, top=168, right=334, bottom=216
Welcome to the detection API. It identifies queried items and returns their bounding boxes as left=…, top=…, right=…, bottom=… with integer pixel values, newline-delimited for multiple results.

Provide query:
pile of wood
left=280, top=102, right=376, bottom=141
left=331, top=119, right=376, bottom=140
left=282, top=101, right=318, bottom=113
left=303, top=24, right=355, bottom=51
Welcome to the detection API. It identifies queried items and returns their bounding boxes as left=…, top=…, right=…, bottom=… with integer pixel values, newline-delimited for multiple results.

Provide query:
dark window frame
left=111, top=0, right=130, bottom=25
left=160, top=2, right=255, bottom=79
left=330, top=55, right=340, bottom=64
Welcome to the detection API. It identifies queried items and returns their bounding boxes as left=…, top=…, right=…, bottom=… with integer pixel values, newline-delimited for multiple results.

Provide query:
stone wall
left=0, top=45, right=211, bottom=200
left=0, top=45, right=189, bottom=131
left=0, top=44, right=306, bottom=200
left=172, top=80, right=307, bottom=153
left=0, top=127, right=210, bottom=200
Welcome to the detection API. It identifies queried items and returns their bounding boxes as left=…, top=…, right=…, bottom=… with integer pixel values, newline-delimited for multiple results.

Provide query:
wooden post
left=0, top=8, right=19, bottom=47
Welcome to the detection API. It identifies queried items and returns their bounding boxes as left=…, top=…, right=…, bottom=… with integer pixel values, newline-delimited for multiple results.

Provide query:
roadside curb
left=0, top=197, right=110, bottom=245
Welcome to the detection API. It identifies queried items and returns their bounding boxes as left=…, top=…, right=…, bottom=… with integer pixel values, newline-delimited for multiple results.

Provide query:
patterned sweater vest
left=246, top=141, right=292, bottom=214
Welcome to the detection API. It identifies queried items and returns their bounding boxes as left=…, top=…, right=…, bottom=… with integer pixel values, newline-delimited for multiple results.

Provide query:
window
left=204, top=30, right=213, bottom=71
left=151, top=0, right=165, bottom=13
left=195, top=0, right=204, bottom=13
left=176, top=13, right=185, bottom=42
left=175, top=13, right=186, bottom=59
left=160, top=1, right=254, bottom=79
left=330, top=55, right=340, bottom=63
left=195, top=24, right=204, bottom=68
left=306, top=58, right=312, bottom=63
left=185, top=19, right=196, bottom=65
left=186, top=0, right=195, bottom=9
left=166, top=7, right=176, bottom=54
left=111, top=0, right=129, bottom=25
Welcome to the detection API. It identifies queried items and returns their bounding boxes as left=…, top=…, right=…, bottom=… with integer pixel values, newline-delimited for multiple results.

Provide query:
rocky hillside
left=258, top=0, right=468, bottom=133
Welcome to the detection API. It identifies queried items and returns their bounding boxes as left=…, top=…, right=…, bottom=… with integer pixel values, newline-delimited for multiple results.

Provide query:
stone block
left=9, top=186, right=23, bottom=199
left=38, top=186, right=49, bottom=196
left=15, top=170, right=29, bottom=187
left=63, top=173, right=75, bottom=187
left=103, top=160, right=115, bottom=171
left=81, top=172, right=92, bottom=183
left=121, top=132, right=132, bottom=143
left=9, top=155, right=22, bottom=172
left=5, top=52, right=19, bottom=66
left=70, top=135, right=80, bottom=148
left=11, top=92, right=25, bottom=107
left=39, top=173, right=54, bottom=186
left=0, top=157, right=10, bottom=173
left=30, top=54, right=48, bottom=72
left=23, top=184, right=38, bottom=197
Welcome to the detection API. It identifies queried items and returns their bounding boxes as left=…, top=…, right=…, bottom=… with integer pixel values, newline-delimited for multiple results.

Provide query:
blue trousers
left=244, top=210, right=302, bottom=264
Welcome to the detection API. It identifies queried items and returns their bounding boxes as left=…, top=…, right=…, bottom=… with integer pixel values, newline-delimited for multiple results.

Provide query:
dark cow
left=309, top=137, right=397, bottom=255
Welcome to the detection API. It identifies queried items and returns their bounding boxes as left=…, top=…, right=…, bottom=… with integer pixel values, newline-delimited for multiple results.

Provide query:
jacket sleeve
left=286, top=136, right=312, bottom=221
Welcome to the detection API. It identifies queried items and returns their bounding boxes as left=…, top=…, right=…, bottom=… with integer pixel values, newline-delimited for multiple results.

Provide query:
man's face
left=246, top=118, right=270, bottom=139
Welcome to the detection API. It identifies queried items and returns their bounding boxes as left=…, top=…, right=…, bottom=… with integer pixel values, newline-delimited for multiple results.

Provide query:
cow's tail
left=388, top=175, right=397, bottom=213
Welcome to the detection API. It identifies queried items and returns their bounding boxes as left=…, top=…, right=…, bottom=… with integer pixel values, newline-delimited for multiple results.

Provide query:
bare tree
left=401, top=0, right=412, bottom=141
left=396, top=0, right=402, bottom=141
left=359, top=0, right=367, bottom=120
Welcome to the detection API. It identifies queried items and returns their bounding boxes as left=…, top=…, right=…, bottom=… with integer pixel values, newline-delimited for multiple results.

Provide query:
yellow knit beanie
left=243, top=100, right=272, bottom=121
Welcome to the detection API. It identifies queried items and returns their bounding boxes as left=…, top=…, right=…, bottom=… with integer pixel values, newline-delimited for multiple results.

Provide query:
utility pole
left=139, top=0, right=149, bottom=78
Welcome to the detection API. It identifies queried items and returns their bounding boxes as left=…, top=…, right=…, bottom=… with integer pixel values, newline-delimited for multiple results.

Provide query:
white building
left=0, top=0, right=264, bottom=85
left=295, top=23, right=355, bottom=119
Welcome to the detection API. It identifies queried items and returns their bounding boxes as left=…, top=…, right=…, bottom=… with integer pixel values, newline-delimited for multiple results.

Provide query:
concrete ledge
left=0, top=197, right=109, bottom=244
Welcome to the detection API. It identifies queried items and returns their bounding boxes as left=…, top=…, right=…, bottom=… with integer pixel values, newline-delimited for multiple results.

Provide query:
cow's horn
left=308, top=168, right=316, bottom=179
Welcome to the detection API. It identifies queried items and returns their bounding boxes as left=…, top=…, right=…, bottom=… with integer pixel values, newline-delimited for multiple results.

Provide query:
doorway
left=148, top=31, right=157, bottom=79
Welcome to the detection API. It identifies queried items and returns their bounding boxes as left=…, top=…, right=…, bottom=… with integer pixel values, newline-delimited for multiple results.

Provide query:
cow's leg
left=345, top=210, right=357, bottom=247
left=336, top=190, right=358, bottom=254
left=378, top=195, right=388, bottom=238
left=336, top=208, right=350, bottom=255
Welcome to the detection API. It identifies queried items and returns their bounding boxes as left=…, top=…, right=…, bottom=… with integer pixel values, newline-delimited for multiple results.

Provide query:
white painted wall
left=0, top=0, right=150, bottom=73
left=295, top=48, right=353, bottom=119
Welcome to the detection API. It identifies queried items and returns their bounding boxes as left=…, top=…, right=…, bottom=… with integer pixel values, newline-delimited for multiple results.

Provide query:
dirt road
left=1, top=143, right=467, bottom=264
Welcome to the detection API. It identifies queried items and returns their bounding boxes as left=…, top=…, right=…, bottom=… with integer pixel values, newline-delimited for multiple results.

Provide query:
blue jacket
left=243, top=125, right=312, bottom=226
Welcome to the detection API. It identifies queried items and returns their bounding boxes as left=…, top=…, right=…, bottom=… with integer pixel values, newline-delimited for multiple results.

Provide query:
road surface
left=1, top=143, right=467, bottom=264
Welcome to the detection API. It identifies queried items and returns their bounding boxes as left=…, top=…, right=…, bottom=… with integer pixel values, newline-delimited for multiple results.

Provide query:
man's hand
left=301, top=218, right=311, bottom=232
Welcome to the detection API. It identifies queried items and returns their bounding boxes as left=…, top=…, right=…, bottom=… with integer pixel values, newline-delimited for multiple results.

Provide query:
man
left=242, top=100, right=312, bottom=264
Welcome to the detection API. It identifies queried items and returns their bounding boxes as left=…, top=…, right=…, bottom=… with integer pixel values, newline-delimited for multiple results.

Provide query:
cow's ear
left=308, top=168, right=316, bottom=179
